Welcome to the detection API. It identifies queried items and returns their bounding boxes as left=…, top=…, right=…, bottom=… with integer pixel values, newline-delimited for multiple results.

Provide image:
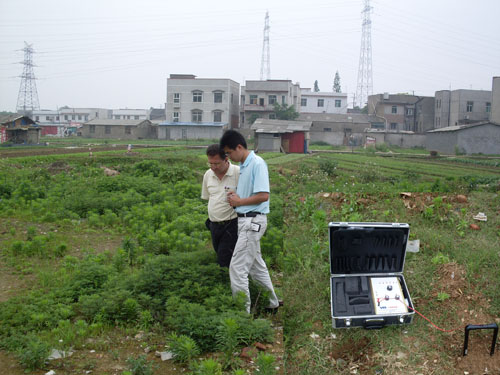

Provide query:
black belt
left=212, top=218, right=237, bottom=225
left=237, top=212, right=264, bottom=217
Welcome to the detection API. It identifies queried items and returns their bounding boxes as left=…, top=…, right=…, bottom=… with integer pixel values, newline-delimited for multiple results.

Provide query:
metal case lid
left=329, top=222, right=410, bottom=275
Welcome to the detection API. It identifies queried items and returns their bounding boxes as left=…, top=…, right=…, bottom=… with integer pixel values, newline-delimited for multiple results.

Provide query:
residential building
left=81, top=119, right=156, bottom=139
left=240, top=79, right=301, bottom=128
left=111, top=108, right=150, bottom=120
left=434, top=89, right=491, bottom=128
left=368, top=93, right=435, bottom=133
left=492, top=77, right=500, bottom=124
left=299, top=88, right=348, bottom=114
left=0, top=114, right=40, bottom=144
left=32, top=107, right=110, bottom=136
left=164, top=74, right=240, bottom=136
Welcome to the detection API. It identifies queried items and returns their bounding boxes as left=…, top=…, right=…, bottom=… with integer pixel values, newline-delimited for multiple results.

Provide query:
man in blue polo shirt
left=220, top=130, right=280, bottom=314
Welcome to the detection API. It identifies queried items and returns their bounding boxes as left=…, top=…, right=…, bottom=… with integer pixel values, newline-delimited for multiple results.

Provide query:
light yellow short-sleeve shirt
left=201, top=163, right=240, bottom=222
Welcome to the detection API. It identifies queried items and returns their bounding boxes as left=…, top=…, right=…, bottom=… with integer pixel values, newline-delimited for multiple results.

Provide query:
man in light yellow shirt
left=201, top=144, right=240, bottom=267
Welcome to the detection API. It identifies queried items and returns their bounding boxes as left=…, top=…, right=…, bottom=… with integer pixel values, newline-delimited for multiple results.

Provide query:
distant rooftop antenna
left=16, top=42, right=40, bottom=115
left=260, top=11, right=271, bottom=80
left=355, top=0, right=373, bottom=108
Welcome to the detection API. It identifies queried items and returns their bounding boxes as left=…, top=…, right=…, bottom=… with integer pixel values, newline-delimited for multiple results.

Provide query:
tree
left=313, top=80, right=320, bottom=92
left=333, top=71, right=341, bottom=93
left=272, top=103, right=299, bottom=120
left=248, top=113, right=260, bottom=125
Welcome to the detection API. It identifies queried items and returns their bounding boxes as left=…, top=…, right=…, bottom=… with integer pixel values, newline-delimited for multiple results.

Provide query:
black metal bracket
left=463, top=323, right=498, bottom=356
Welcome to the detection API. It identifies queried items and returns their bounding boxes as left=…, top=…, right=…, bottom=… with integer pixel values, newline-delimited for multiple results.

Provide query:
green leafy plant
left=125, top=355, right=155, bottom=375
left=166, top=333, right=201, bottom=364
left=256, top=352, right=276, bottom=375
left=216, top=318, right=242, bottom=369
left=437, top=292, right=450, bottom=302
left=192, top=358, right=223, bottom=375
left=16, top=335, right=50, bottom=370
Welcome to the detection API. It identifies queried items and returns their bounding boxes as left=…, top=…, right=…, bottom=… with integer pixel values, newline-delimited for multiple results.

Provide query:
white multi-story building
left=299, top=88, right=348, bottom=114
left=32, top=107, right=110, bottom=136
left=161, top=74, right=240, bottom=139
left=111, top=108, right=150, bottom=120
left=240, top=80, right=301, bottom=128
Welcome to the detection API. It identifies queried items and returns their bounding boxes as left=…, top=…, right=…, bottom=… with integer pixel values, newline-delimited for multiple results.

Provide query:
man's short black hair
left=220, top=129, right=247, bottom=150
left=206, top=144, right=226, bottom=159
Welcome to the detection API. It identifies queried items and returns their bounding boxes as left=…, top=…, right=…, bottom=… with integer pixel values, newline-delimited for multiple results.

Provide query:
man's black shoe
left=264, top=300, right=283, bottom=315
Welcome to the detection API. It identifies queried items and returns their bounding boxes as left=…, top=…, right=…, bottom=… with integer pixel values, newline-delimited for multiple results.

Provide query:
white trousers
left=229, top=215, right=279, bottom=313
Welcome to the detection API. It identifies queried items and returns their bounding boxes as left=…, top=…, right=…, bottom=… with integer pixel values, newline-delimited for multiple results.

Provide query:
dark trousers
left=206, top=218, right=238, bottom=267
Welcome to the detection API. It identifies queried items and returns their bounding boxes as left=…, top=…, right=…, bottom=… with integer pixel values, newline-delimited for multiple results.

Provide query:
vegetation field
left=279, top=152, right=500, bottom=374
left=1, top=144, right=499, bottom=375
left=0, top=147, right=283, bottom=375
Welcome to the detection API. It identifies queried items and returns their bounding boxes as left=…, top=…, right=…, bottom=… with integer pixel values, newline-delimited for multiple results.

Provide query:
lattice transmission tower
left=16, top=42, right=40, bottom=115
left=355, top=0, right=373, bottom=109
left=260, top=11, right=271, bottom=81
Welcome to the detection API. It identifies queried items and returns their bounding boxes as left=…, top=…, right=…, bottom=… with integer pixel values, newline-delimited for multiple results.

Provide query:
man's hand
left=227, top=192, right=269, bottom=207
left=227, top=192, right=242, bottom=207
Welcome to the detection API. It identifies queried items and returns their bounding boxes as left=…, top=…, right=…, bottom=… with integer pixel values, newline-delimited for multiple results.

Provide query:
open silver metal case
left=329, top=222, right=415, bottom=329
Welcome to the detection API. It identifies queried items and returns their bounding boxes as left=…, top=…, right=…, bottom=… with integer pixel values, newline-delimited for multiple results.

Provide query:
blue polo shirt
left=235, top=151, right=270, bottom=214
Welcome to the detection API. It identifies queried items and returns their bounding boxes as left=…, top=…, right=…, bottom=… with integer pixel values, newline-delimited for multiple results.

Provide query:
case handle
left=463, top=323, right=498, bottom=356
left=363, top=318, right=386, bottom=330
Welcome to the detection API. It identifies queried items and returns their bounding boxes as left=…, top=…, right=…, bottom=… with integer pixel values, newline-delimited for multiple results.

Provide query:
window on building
left=125, top=127, right=131, bottom=135
left=324, top=128, right=332, bottom=132
left=36, top=116, right=40, bottom=121
left=335, top=100, right=342, bottom=108
left=56, top=116, right=60, bottom=121
left=174, top=93, right=180, bottom=103
left=390, top=123, right=397, bottom=130
left=269, top=113, right=276, bottom=119
left=84, top=116, right=88, bottom=121
left=249, top=95, right=258, bottom=105
left=134, top=115, right=139, bottom=120
left=241, top=114, right=245, bottom=124
left=282, top=95, right=286, bottom=104
left=115, top=115, right=120, bottom=120
left=345, top=128, right=352, bottom=133
left=72, top=115, right=76, bottom=120
left=192, top=110, right=202, bottom=122
left=64, top=115, right=68, bottom=120
left=105, top=125, right=111, bottom=134
left=436, top=117, right=441, bottom=127
left=213, top=110, right=222, bottom=123
left=486, top=102, right=491, bottom=113
left=466, top=101, right=473, bottom=112
left=231, top=93, right=234, bottom=104
left=77, top=115, right=82, bottom=120
left=268, top=95, right=277, bottom=105
left=406, top=108, right=414, bottom=116
left=127, top=115, right=131, bottom=119
left=214, top=91, right=223, bottom=103
left=89, top=125, right=95, bottom=134
left=317, top=99, right=324, bottom=107
left=241, top=95, right=245, bottom=105
left=391, top=106, right=397, bottom=114
left=173, top=112, right=179, bottom=122
left=301, top=98, right=307, bottom=106
left=193, top=91, right=203, bottom=102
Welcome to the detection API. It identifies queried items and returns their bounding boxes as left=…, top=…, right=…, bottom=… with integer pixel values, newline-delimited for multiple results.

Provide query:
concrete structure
left=0, top=115, right=40, bottom=144
left=364, top=129, right=426, bottom=149
left=299, top=88, right=348, bottom=114
left=166, top=74, right=240, bottom=131
left=368, top=93, right=435, bottom=133
left=434, top=89, right=491, bottom=128
left=250, top=118, right=312, bottom=153
left=299, top=113, right=385, bottom=146
left=491, top=77, right=500, bottom=124
left=240, top=80, right=301, bottom=127
left=80, top=119, right=156, bottom=139
left=32, top=108, right=110, bottom=136
left=111, top=108, right=150, bottom=120
left=425, top=122, right=500, bottom=155
left=157, top=122, right=229, bottom=140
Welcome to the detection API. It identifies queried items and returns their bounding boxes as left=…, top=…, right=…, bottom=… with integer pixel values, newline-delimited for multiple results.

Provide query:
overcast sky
left=1, top=0, right=499, bottom=111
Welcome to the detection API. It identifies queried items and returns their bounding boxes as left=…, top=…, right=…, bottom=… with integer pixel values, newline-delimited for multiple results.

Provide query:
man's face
left=207, top=154, right=228, bottom=174
left=223, top=145, right=244, bottom=163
